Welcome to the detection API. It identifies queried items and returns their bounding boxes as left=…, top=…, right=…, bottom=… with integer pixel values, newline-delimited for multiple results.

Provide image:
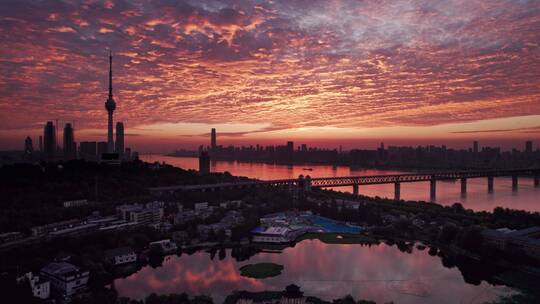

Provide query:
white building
left=105, top=247, right=137, bottom=266
left=149, top=239, right=178, bottom=253
left=62, top=199, right=88, bottom=208
left=195, top=202, right=209, bottom=211
left=252, top=227, right=292, bottom=243
left=17, top=272, right=50, bottom=300
left=40, top=262, right=89, bottom=298
left=116, top=203, right=164, bottom=225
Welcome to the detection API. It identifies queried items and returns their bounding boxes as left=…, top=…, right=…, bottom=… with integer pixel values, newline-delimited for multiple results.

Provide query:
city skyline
left=1, top=0, right=540, bottom=152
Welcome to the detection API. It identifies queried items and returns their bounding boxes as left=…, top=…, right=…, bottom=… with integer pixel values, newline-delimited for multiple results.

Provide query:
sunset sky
left=1, top=0, right=539, bottom=152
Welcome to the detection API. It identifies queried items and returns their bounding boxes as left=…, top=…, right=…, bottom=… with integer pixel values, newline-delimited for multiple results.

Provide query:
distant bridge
left=149, top=168, right=540, bottom=201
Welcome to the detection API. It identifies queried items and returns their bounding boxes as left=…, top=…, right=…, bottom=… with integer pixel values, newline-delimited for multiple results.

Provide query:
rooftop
left=41, top=262, right=83, bottom=278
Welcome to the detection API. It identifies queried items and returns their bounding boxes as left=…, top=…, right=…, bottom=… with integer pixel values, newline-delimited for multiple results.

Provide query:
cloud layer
left=0, top=0, right=539, bottom=148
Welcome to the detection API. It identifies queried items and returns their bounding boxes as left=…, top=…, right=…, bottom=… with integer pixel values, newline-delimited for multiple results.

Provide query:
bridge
left=149, top=168, right=540, bottom=201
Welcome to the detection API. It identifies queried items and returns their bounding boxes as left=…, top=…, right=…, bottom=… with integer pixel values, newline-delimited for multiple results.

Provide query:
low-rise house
left=149, top=239, right=178, bottom=253
left=40, top=262, right=89, bottom=299
left=105, top=247, right=137, bottom=266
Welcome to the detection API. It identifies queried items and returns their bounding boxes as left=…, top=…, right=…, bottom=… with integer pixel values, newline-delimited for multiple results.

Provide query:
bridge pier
left=352, top=183, right=359, bottom=196
left=488, top=176, right=494, bottom=193
left=535, top=175, right=539, bottom=188
left=460, top=178, right=467, bottom=197
left=430, top=178, right=436, bottom=202
left=394, top=182, right=401, bottom=201
left=512, top=175, right=518, bottom=191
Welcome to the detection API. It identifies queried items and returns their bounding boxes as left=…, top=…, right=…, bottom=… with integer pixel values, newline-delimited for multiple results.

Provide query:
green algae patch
left=239, top=263, right=284, bottom=279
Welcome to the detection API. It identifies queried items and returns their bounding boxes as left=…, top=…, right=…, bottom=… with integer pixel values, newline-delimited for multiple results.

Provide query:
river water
left=141, top=155, right=540, bottom=212
left=113, top=240, right=512, bottom=303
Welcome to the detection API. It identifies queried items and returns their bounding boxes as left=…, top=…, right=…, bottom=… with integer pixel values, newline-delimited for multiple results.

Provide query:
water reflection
left=141, top=155, right=540, bottom=212
left=114, top=240, right=510, bottom=303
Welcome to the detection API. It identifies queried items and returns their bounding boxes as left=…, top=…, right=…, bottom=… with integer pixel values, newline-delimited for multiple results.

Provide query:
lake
left=114, top=240, right=512, bottom=303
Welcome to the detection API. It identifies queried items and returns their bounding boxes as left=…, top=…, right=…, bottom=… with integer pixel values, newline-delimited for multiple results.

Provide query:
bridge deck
left=148, top=168, right=540, bottom=193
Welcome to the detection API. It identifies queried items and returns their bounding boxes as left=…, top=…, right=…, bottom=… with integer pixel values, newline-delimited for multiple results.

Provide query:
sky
left=0, top=0, right=539, bottom=153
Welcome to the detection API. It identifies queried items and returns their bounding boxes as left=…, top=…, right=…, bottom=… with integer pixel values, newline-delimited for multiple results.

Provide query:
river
left=141, top=155, right=540, bottom=212
left=113, top=240, right=512, bottom=303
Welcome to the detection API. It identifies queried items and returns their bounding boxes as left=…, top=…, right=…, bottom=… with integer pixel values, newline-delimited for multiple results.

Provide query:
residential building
left=17, top=272, right=50, bottom=300
left=40, top=262, right=89, bottom=298
left=105, top=247, right=137, bottom=266
left=116, top=203, right=164, bottom=225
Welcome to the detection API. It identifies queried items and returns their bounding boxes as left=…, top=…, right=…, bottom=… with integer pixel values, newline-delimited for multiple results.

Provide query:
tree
left=438, top=224, right=459, bottom=244
left=456, top=226, right=484, bottom=252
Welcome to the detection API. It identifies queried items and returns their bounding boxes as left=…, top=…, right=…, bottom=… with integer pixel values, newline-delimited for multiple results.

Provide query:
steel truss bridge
left=149, top=168, right=540, bottom=201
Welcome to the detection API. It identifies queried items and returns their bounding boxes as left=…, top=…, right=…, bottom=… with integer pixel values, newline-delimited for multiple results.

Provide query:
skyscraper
left=526, top=141, right=533, bottom=154
left=43, top=121, right=56, bottom=160
left=473, top=141, right=479, bottom=154
left=287, top=141, right=294, bottom=153
left=63, top=123, right=75, bottom=160
left=24, top=136, right=33, bottom=154
left=211, top=128, right=217, bottom=150
left=116, top=122, right=124, bottom=158
left=104, top=51, right=116, bottom=153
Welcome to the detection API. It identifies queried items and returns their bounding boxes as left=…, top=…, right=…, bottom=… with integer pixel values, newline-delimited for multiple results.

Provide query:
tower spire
left=108, top=50, right=113, bottom=98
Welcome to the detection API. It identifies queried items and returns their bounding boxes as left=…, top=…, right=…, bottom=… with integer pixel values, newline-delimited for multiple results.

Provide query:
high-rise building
left=63, top=123, right=75, bottom=160
left=43, top=121, right=56, bottom=160
left=473, top=141, right=479, bottom=154
left=80, top=141, right=97, bottom=160
left=125, top=147, right=132, bottom=161
left=97, top=141, right=108, bottom=156
left=104, top=51, right=116, bottom=153
left=39, top=136, right=43, bottom=152
left=199, top=150, right=210, bottom=174
left=287, top=141, right=294, bottom=153
left=525, top=141, right=533, bottom=154
left=24, top=136, right=33, bottom=154
left=116, top=122, right=124, bottom=158
left=211, top=128, right=217, bottom=150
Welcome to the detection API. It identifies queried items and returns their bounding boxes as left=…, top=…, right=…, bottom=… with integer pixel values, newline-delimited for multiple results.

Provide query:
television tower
left=104, top=50, right=116, bottom=153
